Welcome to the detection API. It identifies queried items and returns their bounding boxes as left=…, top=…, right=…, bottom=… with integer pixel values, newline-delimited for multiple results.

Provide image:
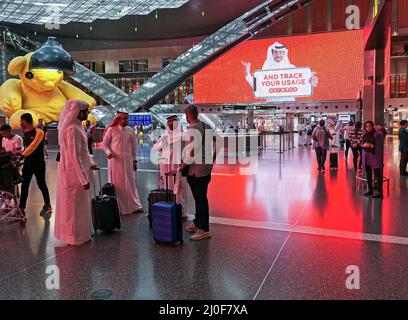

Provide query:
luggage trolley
left=0, top=153, right=26, bottom=226
left=355, top=175, right=390, bottom=195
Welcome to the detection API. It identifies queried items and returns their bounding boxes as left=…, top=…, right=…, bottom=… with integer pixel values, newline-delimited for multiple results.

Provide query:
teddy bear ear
left=8, top=56, right=28, bottom=76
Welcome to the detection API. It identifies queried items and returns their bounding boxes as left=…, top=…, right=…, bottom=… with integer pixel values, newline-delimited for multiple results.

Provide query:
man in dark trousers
left=175, top=105, right=220, bottom=241
left=311, top=119, right=333, bottom=172
left=399, top=120, right=408, bottom=177
left=84, top=120, right=95, bottom=156
left=19, top=113, right=52, bottom=216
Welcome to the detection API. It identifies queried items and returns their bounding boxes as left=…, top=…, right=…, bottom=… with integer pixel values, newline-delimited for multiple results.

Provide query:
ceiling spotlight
left=155, top=10, right=158, bottom=19
left=202, top=11, right=205, bottom=16
left=134, top=26, right=138, bottom=32
left=89, top=25, right=93, bottom=31
left=33, top=2, right=68, bottom=7
left=34, top=31, right=37, bottom=35
left=76, top=34, right=79, bottom=38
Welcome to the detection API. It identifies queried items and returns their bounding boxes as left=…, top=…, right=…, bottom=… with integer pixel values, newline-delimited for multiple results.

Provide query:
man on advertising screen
left=242, top=42, right=319, bottom=102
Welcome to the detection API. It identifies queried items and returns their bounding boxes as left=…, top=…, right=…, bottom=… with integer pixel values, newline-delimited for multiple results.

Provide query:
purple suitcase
left=148, top=173, right=176, bottom=229
left=152, top=202, right=183, bottom=245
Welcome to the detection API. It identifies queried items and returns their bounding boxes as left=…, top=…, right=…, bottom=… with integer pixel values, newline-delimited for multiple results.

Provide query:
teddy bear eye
left=25, top=72, right=34, bottom=80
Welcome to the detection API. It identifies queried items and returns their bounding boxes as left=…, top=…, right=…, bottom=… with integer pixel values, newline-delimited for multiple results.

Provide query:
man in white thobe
left=55, top=100, right=97, bottom=246
left=333, top=121, right=343, bottom=148
left=306, top=123, right=313, bottom=145
left=103, top=112, right=143, bottom=215
left=297, top=120, right=307, bottom=146
left=152, top=115, right=194, bottom=219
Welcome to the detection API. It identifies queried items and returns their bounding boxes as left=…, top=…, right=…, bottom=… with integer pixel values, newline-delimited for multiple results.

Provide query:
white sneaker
left=190, top=229, right=211, bottom=241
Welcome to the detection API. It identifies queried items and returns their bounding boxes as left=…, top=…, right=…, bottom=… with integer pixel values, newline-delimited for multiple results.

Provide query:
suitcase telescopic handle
left=164, top=173, right=176, bottom=202
left=92, top=167, right=102, bottom=198
left=164, top=173, right=176, bottom=190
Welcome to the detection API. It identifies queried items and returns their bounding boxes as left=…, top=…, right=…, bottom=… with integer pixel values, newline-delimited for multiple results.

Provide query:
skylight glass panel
left=0, top=0, right=190, bottom=25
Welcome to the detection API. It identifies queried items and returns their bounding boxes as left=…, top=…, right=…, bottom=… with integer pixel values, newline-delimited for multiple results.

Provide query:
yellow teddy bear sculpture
left=0, top=52, right=96, bottom=129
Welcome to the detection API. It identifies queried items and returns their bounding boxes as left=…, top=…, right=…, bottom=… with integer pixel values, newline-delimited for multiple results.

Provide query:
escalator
left=120, top=0, right=313, bottom=112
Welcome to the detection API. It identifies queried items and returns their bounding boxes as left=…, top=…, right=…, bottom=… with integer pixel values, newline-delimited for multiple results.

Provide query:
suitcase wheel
left=20, top=217, right=27, bottom=226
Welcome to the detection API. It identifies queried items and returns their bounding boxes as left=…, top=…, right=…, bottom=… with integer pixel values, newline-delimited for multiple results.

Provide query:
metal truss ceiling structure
left=0, top=0, right=189, bottom=25
left=117, top=0, right=312, bottom=113
left=1, top=0, right=313, bottom=119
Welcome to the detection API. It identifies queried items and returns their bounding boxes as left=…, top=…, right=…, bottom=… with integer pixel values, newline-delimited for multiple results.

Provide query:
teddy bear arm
left=0, top=79, right=23, bottom=117
left=58, top=80, right=97, bottom=110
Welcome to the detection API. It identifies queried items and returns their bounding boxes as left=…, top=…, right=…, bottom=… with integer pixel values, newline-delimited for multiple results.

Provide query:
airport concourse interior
left=1, top=0, right=408, bottom=304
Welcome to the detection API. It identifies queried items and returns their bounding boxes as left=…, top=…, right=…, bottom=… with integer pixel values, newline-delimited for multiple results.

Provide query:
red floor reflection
left=209, top=138, right=408, bottom=237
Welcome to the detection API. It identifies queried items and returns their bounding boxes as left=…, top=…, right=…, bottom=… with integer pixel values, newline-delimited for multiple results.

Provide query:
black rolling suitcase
left=92, top=168, right=121, bottom=233
left=330, top=151, right=338, bottom=169
left=147, top=173, right=176, bottom=228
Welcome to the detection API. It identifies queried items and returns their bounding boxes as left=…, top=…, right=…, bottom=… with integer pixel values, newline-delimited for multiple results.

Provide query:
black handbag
left=181, top=165, right=190, bottom=177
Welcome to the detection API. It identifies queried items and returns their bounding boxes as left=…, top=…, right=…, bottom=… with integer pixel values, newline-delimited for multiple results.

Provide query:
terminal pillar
left=286, top=113, right=295, bottom=149
left=286, top=113, right=294, bottom=132
left=0, top=42, right=7, bottom=83
left=247, top=107, right=255, bottom=129
left=362, top=0, right=392, bottom=126
left=363, top=48, right=385, bottom=125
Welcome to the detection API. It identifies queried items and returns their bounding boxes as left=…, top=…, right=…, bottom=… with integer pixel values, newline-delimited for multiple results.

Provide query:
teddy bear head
left=8, top=53, right=64, bottom=92
left=8, top=37, right=75, bottom=93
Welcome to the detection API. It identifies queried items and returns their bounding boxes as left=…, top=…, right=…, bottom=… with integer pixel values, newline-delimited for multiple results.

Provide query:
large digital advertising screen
left=194, top=30, right=365, bottom=104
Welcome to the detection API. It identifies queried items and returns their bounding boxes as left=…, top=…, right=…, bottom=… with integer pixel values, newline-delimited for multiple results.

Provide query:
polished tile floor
left=1, top=136, right=408, bottom=300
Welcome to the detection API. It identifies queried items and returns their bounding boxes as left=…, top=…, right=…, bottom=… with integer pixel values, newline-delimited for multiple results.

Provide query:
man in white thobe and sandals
left=103, top=112, right=144, bottom=215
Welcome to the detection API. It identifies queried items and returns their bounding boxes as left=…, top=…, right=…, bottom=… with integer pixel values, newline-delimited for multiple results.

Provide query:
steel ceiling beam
left=116, top=0, right=313, bottom=112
